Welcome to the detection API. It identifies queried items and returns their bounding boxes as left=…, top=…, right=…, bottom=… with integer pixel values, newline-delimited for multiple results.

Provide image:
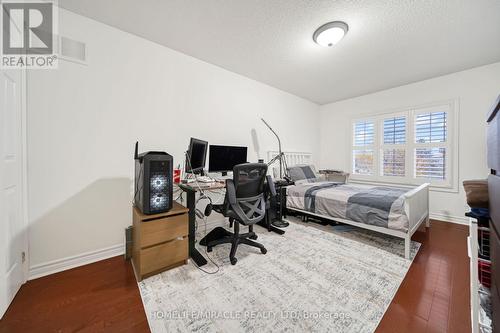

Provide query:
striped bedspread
left=286, top=181, right=411, bottom=232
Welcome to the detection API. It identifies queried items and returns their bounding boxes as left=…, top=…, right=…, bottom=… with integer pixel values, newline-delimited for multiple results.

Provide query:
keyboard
left=196, top=176, right=214, bottom=183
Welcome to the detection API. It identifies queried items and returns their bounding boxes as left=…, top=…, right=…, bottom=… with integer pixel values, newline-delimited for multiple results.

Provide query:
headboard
left=267, top=151, right=313, bottom=167
left=266, top=151, right=313, bottom=178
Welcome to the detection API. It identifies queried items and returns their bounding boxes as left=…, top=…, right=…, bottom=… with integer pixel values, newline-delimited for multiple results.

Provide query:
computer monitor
left=186, top=138, right=208, bottom=174
left=209, top=145, right=248, bottom=173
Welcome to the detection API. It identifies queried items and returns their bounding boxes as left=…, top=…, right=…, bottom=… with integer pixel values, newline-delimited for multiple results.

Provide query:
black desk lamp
left=261, top=118, right=289, bottom=180
left=261, top=118, right=290, bottom=228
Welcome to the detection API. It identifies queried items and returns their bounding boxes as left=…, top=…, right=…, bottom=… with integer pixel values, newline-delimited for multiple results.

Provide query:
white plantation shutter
left=350, top=102, right=454, bottom=187
left=415, top=112, right=447, bottom=143
left=415, top=148, right=446, bottom=180
left=383, top=117, right=406, bottom=144
left=352, top=121, right=375, bottom=175
left=381, top=116, right=406, bottom=177
left=353, top=150, right=374, bottom=175
left=414, top=109, right=449, bottom=182
left=382, top=149, right=405, bottom=177
left=354, top=121, right=374, bottom=146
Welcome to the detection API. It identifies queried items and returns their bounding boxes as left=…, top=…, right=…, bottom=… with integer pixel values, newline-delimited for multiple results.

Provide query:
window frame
left=349, top=100, right=459, bottom=192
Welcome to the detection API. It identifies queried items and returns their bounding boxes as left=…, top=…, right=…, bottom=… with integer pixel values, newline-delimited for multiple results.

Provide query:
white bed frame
left=285, top=183, right=430, bottom=259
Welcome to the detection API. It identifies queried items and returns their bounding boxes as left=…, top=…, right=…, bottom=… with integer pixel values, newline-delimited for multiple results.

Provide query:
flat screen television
left=185, top=138, right=208, bottom=174
left=209, top=145, right=248, bottom=173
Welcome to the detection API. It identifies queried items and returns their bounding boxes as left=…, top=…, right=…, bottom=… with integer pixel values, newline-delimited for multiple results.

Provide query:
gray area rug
left=139, top=217, right=420, bottom=333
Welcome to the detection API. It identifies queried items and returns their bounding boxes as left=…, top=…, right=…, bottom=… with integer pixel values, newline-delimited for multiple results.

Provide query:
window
left=414, top=111, right=447, bottom=180
left=381, top=116, right=406, bottom=177
left=350, top=102, right=456, bottom=188
left=415, top=147, right=446, bottom=180
left=382, top=149, right=406, bottom=177
left=415, top=112, right=447, bottom=143
left=354, top=121, right=374, bottom=146
left=383, top=116, right=406, bottom=144
left=353, top=150, right=374, bottom=175
left=352, top=121, right=374, bottom=175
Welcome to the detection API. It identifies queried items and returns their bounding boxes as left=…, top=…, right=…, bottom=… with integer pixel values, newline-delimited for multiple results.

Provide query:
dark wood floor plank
left=0, top=220, right=470, bottom=333
left=376, top=220, right=471, bottom=333
left=0, top=256, right=149, bottom=333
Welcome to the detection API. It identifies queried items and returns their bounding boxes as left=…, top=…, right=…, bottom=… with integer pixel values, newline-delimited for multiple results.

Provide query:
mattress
left=286, top=181, right=411, bottom=232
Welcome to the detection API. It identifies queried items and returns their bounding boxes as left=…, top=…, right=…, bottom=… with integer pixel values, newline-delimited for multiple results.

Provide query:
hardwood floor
left=376, top=220, right=471, bottom=333
left=0, top=255, right=149, bottom=333
left=0, top=220, right=470, bottom=333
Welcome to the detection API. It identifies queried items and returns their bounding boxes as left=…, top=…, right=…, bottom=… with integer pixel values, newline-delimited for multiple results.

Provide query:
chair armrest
left=225, top=179, right=237, bottom=205
left=266, top=175, right=277, bottom=197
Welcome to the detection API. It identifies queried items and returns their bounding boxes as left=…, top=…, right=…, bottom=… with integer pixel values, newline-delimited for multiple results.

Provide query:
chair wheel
left=207, top=246, right=212, bottom=253
left=230, top=257, right=237, bottom=265
left=261, top=248, right=267, bottom=254
left=250, top=235, right=258, bottom=240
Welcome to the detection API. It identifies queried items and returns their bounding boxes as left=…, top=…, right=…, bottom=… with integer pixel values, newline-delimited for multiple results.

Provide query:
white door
left=0, top=67, right=27, bottom=319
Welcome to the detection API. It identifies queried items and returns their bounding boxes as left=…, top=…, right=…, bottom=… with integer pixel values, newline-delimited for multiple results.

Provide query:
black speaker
left=134, top=142, right=173, bottom=215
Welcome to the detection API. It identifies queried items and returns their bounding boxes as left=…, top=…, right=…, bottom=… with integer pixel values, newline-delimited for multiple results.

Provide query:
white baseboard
left=28, top=244, right=124, bottom=280
left=26, top=212, right=465, bottom=280
left=429, top=212, right=468, bottom=225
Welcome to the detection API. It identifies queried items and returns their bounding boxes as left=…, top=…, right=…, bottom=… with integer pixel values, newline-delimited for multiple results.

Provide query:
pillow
left=287, top=165, right=319, bottom=183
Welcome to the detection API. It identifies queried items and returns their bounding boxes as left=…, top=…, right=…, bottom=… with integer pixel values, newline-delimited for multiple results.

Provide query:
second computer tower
left=134, top=151, right=173, bottom=215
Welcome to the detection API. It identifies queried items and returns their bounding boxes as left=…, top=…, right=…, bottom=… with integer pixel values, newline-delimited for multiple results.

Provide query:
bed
left=284, top=166, right=430, bottom=259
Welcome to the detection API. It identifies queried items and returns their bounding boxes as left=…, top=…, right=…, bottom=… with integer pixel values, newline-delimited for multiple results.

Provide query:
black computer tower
left=134, top=143, right=173, bottom=215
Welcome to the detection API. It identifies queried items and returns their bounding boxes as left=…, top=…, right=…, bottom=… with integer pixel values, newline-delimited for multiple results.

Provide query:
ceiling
left=58, top=0, right=500, bottom=105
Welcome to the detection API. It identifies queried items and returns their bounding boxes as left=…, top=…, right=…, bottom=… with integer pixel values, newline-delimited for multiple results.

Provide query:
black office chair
left=227, top=177, right=276, bottom=231
left=207, top=163, right=269, bottom=265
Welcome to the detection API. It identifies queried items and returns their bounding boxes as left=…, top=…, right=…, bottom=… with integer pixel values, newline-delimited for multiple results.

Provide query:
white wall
left=27, top=9, right=319, bottom=272
left=319, top=62, right=500, bottom=224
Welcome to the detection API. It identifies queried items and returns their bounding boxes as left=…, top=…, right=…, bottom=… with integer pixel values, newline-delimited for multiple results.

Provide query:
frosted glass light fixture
left=313, top=21, right=348, bottom=47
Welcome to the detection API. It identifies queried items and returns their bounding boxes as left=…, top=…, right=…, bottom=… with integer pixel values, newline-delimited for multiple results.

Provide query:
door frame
left=1, top=0, right=29, bottom=283
left=20, top=67, right=28, bottom=283
left=0, top=66, right=29, bottom=319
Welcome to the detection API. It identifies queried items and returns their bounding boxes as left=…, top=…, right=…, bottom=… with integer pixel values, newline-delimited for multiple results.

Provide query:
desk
left=178, top=182, right=225, bottom=267
left=178, top=180, right=284, bottom=267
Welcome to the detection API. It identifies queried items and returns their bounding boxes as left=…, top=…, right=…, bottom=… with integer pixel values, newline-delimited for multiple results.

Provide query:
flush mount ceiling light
left=313, top=21, right=348, bottom=47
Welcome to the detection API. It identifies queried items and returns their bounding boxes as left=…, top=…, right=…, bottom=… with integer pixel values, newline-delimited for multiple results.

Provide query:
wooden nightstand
left=132, top=201, right=189, bottom=281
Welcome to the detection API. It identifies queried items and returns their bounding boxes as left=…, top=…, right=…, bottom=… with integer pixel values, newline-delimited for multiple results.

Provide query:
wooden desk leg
left=185, top=189, right=208, bottom=267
